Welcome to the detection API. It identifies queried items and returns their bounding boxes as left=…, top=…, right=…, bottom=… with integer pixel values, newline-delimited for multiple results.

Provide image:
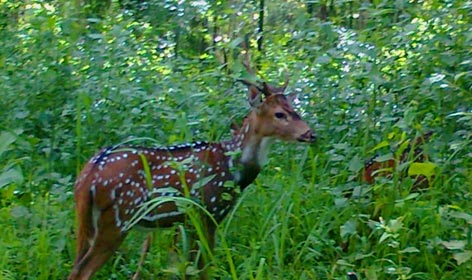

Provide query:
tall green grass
left=0, top=1, right=471, bottom=279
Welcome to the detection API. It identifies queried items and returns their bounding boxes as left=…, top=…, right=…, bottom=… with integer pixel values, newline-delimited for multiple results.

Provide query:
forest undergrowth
left=0, top=1, right=471, bottom=279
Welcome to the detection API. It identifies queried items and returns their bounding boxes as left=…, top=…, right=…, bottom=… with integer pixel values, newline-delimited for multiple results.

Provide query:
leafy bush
left=0, top=0, right=470, bottom=279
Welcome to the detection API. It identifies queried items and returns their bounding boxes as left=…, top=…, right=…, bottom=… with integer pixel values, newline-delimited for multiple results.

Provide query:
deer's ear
left=248, top=86, right=263, bottom=109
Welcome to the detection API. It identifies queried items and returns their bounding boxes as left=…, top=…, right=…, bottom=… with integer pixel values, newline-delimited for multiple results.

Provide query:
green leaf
left=447, top=112, right=472, bottom=118
left=315, top=55, right=330, bottom=64
left=192, top=174, right=216, bottom=190
left=334, top=197, right=348, bottom=208
left=396, top=139, right=411, bottom=157
left=372, top=8, right=397, bottom=16
left=155, top=187, right=180, bottom=194
left=408, top=162, right=438, bottom=178
left=453, top=251, right=472, bottom=265
left=449, top=211, right=472, bottom=224
left=441, top=240, right=467, bottom=250
left=379, top=232, right=391, bottom=244
left=428, top=73, right=446, bottom=83
left=221, top=192, right=233, bottom=201
left=223, top=180, right=236, bottom=189
left=374, top=153, right=394, bottom=162
left=369, top=140, right=390, bottom=153
left=87, top=33, right=103, bottom=40
left=399, top=247, right=420, bottom=254
left=340, top=220, right=357, bottom=240
left=228, top=37, right=244, bottom=49
left=0, top=167, right=24, bottom=189
left=403, top=193, right=419, bottom=201
left=454, top=71, right=471, bottom=82
left=335, top=259, right=354, bottom=267
left=10, top=206, right=30, bottom=218
left=0, top=131, right=17, bottom=158
left=388, top=218, right=403, bottom=233
left=138, top=153, right=153, bottom=189
left=348, top=155, right=364, bottom=172
left=364, top=267, right=378, bottom=280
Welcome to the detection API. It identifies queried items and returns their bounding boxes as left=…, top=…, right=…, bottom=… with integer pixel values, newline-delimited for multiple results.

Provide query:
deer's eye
left=275, top=112, right=286, bottom=119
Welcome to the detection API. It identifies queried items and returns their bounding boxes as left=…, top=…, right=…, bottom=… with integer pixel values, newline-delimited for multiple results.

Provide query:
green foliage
left=0, top=0, right=471, bottom=279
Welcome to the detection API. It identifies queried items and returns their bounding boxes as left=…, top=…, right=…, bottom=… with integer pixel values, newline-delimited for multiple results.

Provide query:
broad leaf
left=453, top=251, right=472, bottom=265
left=0, top=167, right=24, bottom=189
left=0, top=131, right=16, bottom=158
left=441, top=240, right=466, bottom=250
left=408, top=162, right=438, bottom=178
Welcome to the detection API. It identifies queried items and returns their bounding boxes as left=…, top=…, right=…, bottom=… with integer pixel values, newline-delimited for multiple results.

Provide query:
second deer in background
left=363, top=131, right=435, bottom=188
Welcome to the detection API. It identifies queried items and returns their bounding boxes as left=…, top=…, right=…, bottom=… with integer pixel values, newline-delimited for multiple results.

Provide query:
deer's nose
left=298, top=130, right=316, bottom=143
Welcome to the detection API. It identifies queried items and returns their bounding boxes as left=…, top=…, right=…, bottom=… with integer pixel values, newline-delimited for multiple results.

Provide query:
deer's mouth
left=297, top=130, right=316, bottom=143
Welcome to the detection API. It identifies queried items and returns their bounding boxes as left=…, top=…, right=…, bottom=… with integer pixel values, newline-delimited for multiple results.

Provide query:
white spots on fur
left=219, top=207, right=229, bottom=217
left=91, top=206, right=100, bottom=245
left=114, top=204, right=122, bottom=228
left=244, top=124, right=250, bottom=134
left=90, top=184, right=97, bottom=198
left=85, top=135, right=251, bottom=232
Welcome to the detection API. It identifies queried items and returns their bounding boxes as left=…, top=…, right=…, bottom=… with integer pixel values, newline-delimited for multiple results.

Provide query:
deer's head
left=243, top=79, right=316, bottom=144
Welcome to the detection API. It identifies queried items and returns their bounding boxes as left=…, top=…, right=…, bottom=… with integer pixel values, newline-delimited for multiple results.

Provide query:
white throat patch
left=241, top=137, right=273, bottom=167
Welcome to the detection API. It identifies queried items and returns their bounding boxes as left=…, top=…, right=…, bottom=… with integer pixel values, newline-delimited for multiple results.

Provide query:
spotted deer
left=68, top=70, right=316, bottom=280
left=363, top=131, right=433, bottom=188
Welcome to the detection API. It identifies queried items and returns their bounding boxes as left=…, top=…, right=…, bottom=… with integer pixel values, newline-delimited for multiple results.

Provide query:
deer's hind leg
left=71, top=185, right=95, bottom=268
left=69, top=207, right=127, bottom=280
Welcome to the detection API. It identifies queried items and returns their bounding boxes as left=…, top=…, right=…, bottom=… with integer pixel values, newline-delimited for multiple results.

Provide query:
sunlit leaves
left=407, top=162, right=438, bottom=178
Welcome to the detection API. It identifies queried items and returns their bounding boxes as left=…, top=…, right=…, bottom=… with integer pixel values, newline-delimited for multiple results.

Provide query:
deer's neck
left=223, top=117, right=272, bottom=189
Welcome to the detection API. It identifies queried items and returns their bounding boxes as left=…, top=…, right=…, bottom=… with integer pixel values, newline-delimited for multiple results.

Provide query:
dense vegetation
left=0, top=0, right=471, bottom=279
